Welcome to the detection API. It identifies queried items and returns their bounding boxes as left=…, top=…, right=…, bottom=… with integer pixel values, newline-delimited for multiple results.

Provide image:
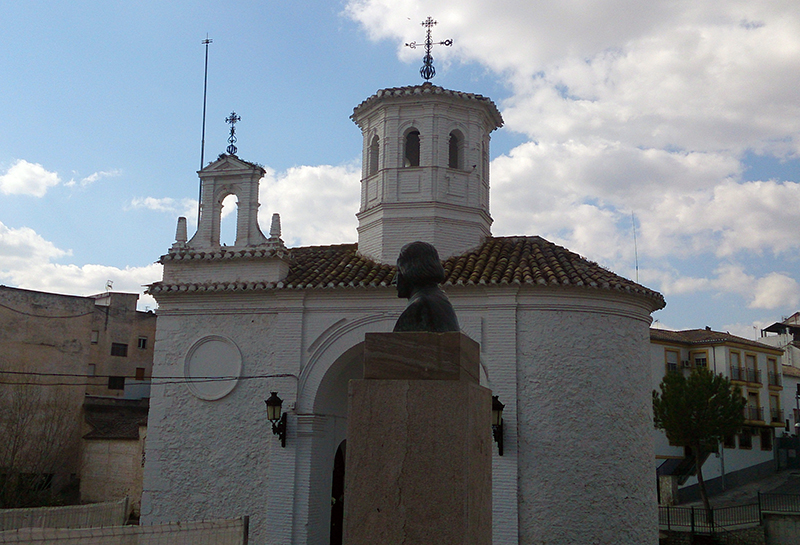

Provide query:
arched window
left=368, top=135, right=379, bottom=176
left=448, top=131, right=463, bottom=169
left=404, top=130, right=420, bottom=167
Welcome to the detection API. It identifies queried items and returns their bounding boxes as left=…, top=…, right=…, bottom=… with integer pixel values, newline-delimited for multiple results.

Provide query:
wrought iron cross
left=225, top=111, right=241, bottom=155
left=405, top=17, right=452, bottom=81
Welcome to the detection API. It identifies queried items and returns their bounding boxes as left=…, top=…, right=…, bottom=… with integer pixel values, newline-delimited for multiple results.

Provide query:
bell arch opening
left=448, top=130, right=464, bottom=169
left=404, top=129, right=420, bottom=167
left=368, top=135, right=380, bottom=176
left=219, top=193, right=239, bottom=246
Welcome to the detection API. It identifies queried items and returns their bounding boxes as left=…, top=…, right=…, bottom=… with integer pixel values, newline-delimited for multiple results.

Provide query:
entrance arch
left=329, top=440, right=346, bottom=545
left=297, top=342, right=364, bottom=544
left=292, top=314, right=396, bottom=544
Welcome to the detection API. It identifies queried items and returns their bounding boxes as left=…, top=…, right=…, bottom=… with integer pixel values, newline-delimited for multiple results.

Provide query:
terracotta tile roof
left=650, top=328, right=782, bottom=352
left=159, top=244, right=290, bottom=263
left=352, top=82, right=504, bottom=128
left=83, top=397, right=148, bottom=440
left=150, top=236, right=665, bottom=308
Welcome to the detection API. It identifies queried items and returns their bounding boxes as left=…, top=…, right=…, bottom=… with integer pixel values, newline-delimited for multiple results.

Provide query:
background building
left=651, top=327, right=784, bottom=504
left=0, top=286, right=155, bottom=508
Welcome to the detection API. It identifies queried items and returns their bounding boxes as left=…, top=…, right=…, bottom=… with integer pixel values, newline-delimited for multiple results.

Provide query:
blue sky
left=1, top=0, right=798, bottom=339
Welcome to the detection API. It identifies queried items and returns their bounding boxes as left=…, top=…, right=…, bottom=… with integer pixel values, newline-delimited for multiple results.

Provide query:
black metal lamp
left=265, top=392, right=287, bottom=447
left=492, top=395, right=505, bottom=456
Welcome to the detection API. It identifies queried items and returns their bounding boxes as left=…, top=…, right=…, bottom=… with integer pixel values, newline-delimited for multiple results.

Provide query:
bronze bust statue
left=393, top=241, right=460, bottom=333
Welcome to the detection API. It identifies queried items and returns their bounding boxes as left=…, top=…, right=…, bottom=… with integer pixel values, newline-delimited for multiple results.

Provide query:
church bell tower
left=351, top=82, right=503, bottom=264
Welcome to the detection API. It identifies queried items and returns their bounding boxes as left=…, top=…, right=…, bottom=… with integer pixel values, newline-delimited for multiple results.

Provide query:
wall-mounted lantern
left=265, top=392, right=287, bottom=448
left=492, top=395, right=505, bottom=456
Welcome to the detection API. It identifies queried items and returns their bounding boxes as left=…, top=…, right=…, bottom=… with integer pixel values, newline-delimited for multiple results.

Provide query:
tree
left=652, top=367, right=746, bottom=512
left=0, top=378, right=81, bottom=508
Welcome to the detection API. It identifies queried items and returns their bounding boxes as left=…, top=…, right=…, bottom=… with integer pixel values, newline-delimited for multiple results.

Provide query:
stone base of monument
left=343, top=332, right=492, bottom=545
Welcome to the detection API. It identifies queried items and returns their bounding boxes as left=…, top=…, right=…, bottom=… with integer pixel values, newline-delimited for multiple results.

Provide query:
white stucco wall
left=141, top=302, right=280, bottom=544
left=142, top=284, right=659, bottom=545
left=515, top=293, right=657, bottom=544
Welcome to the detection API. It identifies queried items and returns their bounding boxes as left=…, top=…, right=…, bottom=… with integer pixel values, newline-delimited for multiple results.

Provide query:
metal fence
left=760, top=492, right=800, bottom=513
left=659, top=493, right=800, bottom=535
left=0, top=517, right=248, bottom=545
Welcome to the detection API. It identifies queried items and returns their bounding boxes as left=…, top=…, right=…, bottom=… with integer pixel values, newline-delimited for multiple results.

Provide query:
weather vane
left=225, top=111, right=240, bottom=155
left=405, top=17, right=452, bottom=81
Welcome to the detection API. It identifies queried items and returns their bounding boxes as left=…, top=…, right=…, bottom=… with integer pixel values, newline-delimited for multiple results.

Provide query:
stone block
left=344, top=379, right=491, bottom=545
left=363, top=331, right=480, bottom=383
left=344, top=331, right=491, bottom=545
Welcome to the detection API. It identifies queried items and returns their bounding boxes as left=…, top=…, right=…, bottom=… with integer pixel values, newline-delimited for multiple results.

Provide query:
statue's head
left=394, top=241, right=446, bottom=299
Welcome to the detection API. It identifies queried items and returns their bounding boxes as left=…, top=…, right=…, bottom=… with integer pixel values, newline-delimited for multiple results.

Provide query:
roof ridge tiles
left=149, top=236, right=663, bottom=307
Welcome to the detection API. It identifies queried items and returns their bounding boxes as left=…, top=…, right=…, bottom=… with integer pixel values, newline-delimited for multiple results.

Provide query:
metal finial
left=405, top=16, right=452, bottom=81
left=225, top=111, right=241, bottom=155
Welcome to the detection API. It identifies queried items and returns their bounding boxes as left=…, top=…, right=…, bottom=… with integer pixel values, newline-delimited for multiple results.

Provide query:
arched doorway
left=304, top=343, right=363, bottom=544
left=329, top=440, right=346, bottom=545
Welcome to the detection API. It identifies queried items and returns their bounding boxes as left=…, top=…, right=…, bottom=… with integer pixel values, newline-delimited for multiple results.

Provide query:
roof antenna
left=631, top=212, right=639, bottom=283
left=405, top=17, right=452, bottom=81
left=198, top=34, right=213, bottom=224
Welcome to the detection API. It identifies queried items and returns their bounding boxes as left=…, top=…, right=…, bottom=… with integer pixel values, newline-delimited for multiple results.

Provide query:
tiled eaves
left=159, top=246, right=292, bottom=264
left=650, top=328, right=782, bottom=352
left=149, top=236, right=665, bottom=308
left=352, top=82, right=504, bottom=128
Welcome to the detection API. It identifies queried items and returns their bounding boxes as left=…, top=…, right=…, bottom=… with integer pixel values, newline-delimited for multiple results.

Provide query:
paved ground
left=685, top=469, right=800, bottom=508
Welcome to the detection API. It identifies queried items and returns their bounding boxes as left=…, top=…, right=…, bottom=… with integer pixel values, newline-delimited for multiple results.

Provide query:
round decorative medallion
left=184, top=335, right=242, bottom=400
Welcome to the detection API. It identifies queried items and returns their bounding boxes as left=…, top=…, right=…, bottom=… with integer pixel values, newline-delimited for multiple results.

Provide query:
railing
left=760, top=492, right=800, bottom=513
left=744, top=406, right=764, bottom=421
left=667, top=362, right=679, bottom=373
left=768, top=371, right=782, bottom=387
left=659, top=493, right=800, bottom=535
left=771, top=408, right=784, bottom=424
left=745, top=368, right=761, bottom=384
left=0, top=517, right=248, bottom=545
left=729, top=366, right=743, bottom=381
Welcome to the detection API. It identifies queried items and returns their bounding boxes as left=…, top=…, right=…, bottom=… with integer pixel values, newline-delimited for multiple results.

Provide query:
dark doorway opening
left=330, top=440, right=346, bottom=545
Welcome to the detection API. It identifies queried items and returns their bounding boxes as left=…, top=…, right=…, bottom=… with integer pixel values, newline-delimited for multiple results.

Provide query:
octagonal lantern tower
left=351, top=82, right=504, bottom=264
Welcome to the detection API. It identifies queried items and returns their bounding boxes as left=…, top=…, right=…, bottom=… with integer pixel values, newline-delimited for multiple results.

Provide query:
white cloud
left=65, top=169, right=122, bottom=188
left=347, top=0, right=800, bottom=262
left=639, top=263, right=800, bottom=312
left=348, top=0, right=800, bottom=153
left=0, top=220, right=161, bottom=310
left=130, top=196, right=198, bottom=226
left=750, top=273, right=800, bottom=309
left=488, top=141, right=800, bottom=266
left=0, top=160, right=60, bottom=197
left=0, top=221, right=69, bottom=264
left=259, top=163, right=361, bottom=247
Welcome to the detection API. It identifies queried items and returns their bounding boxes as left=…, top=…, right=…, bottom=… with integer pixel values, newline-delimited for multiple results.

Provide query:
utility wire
left=0, top=301, right=95, bottom=319
left=0, top=370, right=297, bottom=387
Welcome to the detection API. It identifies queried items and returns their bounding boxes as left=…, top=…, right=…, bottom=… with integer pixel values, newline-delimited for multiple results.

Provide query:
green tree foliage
left=653, top=367, right=746, bottom=511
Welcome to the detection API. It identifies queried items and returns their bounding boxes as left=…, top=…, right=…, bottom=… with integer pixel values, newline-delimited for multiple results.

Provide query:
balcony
left=768, top=371, right=782, bottom=387
left=745, top=406, right=764, bottom=422
left=745, top=368, right=762, bottom=384
left=729, top=366, right=743, bottom=381
left=667, top=362, right=679, bottom=373
left=771, top=408, right=785, bottom=424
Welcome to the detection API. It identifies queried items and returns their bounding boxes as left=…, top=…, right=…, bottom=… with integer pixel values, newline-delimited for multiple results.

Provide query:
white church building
left=141, top=82, right=666, bottom=544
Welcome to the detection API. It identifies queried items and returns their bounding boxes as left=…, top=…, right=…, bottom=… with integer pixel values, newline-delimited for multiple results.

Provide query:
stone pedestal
left=343, top=332, right=492, bottom=545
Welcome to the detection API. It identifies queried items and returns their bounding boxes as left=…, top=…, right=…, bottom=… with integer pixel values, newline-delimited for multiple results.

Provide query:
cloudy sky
left=1, top=0, right=798, bottom=338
